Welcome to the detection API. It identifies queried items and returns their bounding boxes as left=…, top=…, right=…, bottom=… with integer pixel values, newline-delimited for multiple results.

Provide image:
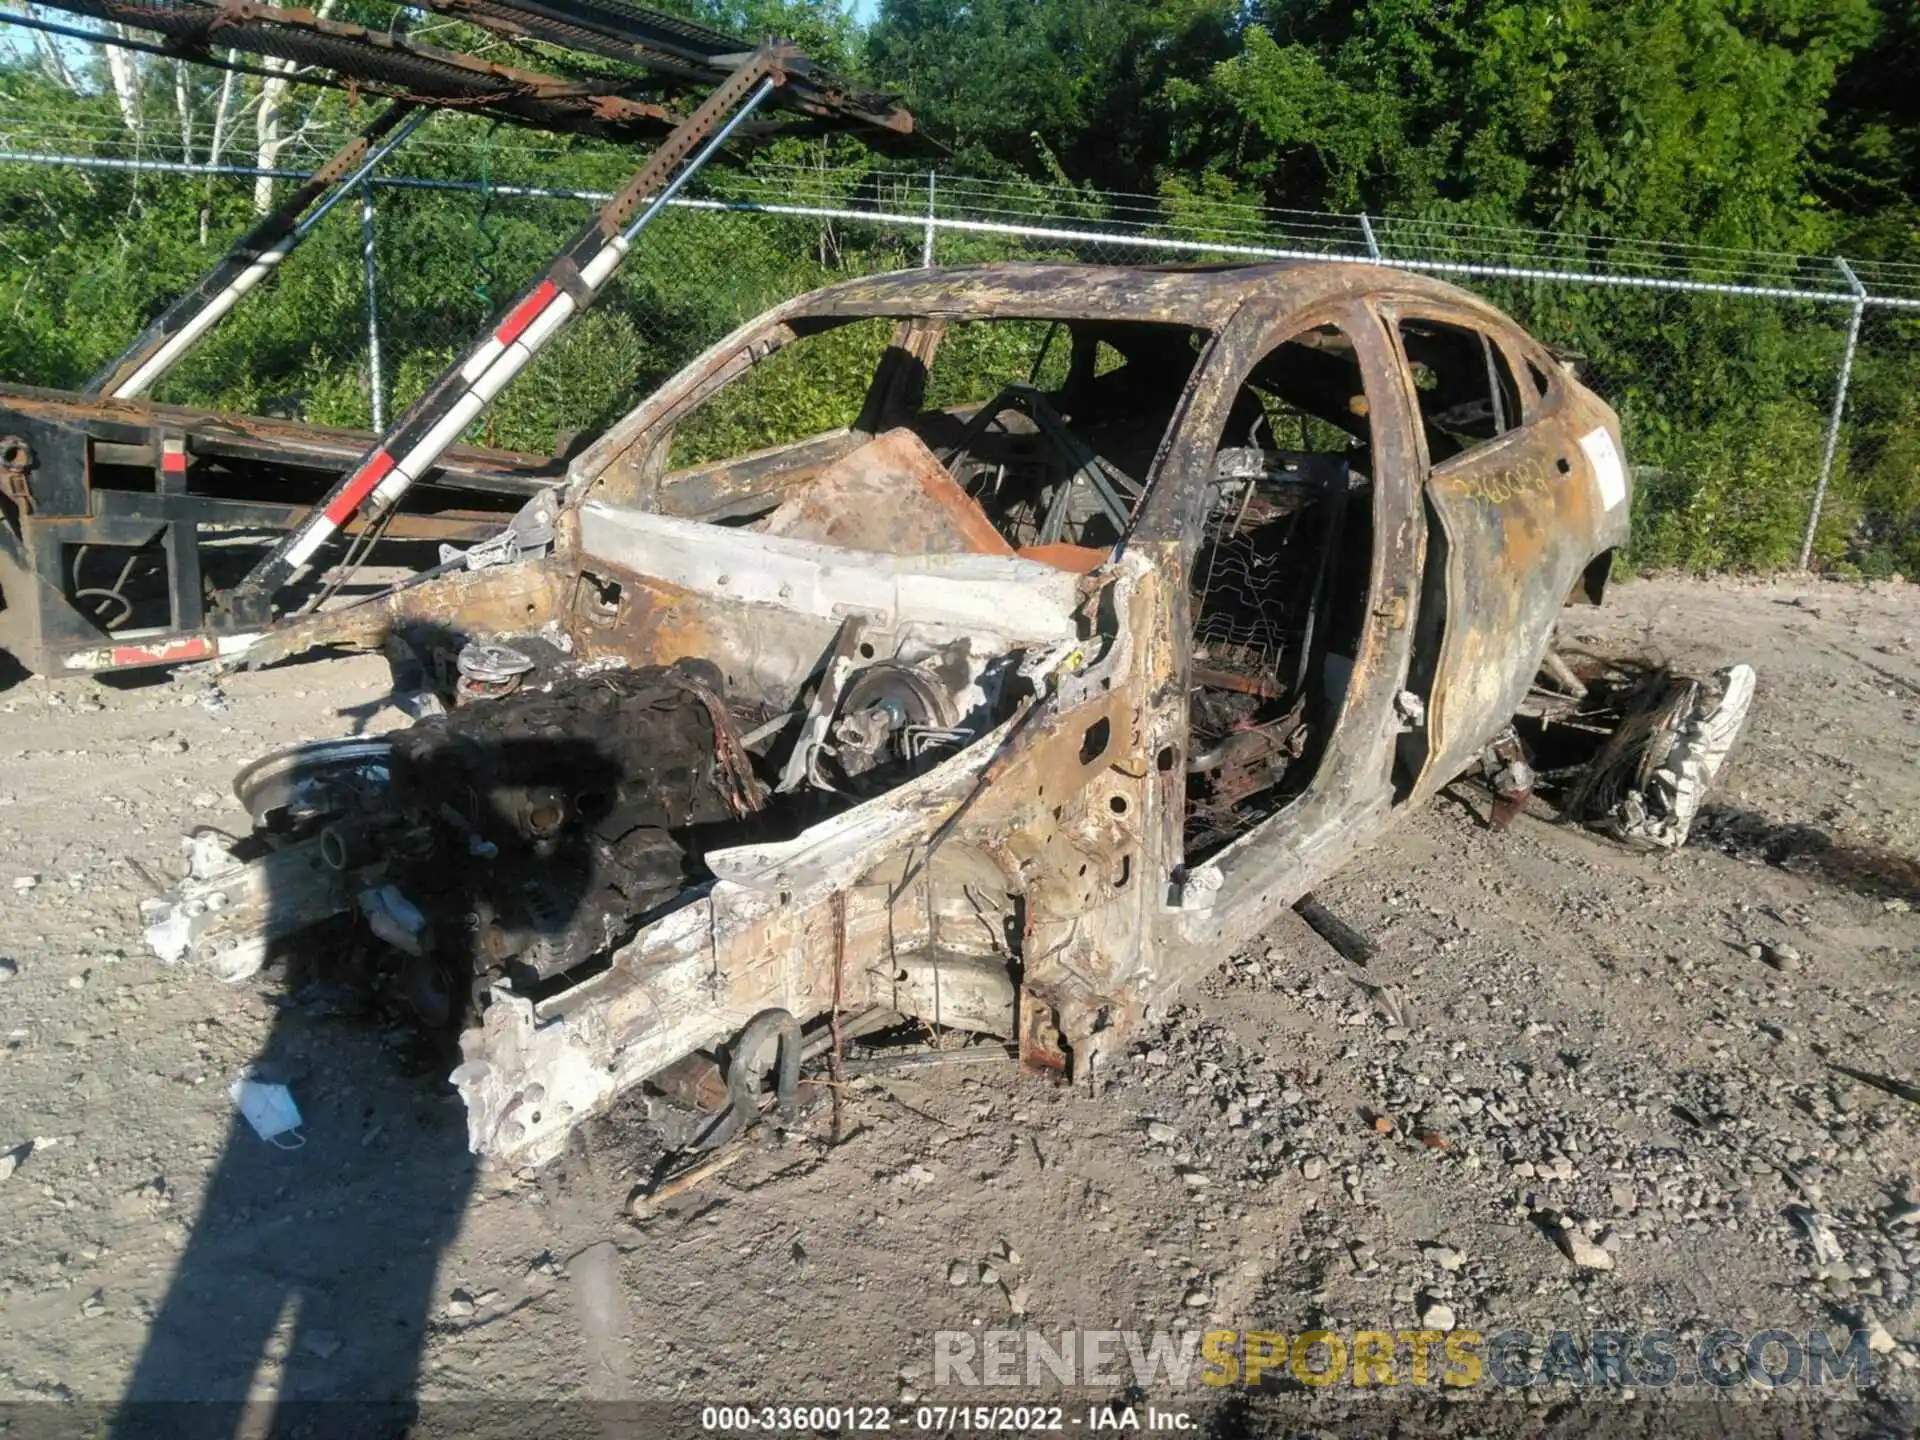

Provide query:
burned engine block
left=341, top=661, right=764, bottom=1021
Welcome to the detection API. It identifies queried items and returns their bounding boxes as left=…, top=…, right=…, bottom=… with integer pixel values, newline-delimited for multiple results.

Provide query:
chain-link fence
left=3, top=146, right=1918, bottom=576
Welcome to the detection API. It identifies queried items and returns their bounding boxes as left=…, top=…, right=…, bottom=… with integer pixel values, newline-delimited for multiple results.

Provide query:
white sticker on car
left=1580, top=427, right=1627, bottom=511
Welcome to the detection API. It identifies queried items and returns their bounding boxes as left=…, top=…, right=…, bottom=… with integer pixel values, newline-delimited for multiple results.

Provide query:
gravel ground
left=0, top=573, right=1916, bottom=1437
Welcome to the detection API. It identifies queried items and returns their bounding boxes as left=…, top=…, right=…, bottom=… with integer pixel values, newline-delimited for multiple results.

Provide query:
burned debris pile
left=1518, top=656, right=1757, bottom=851
left=360, top=660, right=769, bottom=1023
left=168, top=616, right=1033, bottom=1043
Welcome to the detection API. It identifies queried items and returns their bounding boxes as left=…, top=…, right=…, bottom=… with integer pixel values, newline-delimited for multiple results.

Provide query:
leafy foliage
left=1, top=0, right=1917, bottom=574
left=669, top=317, right=895, bottom=466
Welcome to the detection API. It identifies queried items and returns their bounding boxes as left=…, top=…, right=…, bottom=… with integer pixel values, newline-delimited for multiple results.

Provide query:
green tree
left=1172, top=0, right=1875, bottom=252
left=4, top=0, right=1918, bottom=574
left=867, top=0, right=1237, bottom=186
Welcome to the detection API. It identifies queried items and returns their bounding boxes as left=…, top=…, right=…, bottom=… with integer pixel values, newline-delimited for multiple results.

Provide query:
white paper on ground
left=230, top=1078, right=305, bottom=1147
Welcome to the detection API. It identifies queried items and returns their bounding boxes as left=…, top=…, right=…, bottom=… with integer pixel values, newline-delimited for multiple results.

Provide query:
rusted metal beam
left=0, top=383, right=560, bottom=499
left=88, top=105, right=426, bottom=401
left=225, top=51, right=784, bottom=622
left=422, top=0, right=912, bottom=134
left=28, top=0, right=683, bottom=143
left=20, top=0, right=911, bottom=141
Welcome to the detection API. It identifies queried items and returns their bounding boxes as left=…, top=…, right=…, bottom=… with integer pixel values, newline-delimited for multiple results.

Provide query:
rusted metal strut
left=221, top=51, right=786, bottom=623
left=86, top=103, right=426, bottom=402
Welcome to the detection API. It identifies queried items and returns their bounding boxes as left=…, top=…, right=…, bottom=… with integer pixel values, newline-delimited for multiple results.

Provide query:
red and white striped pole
left=89, top=105, right=426, bottom=402
left=226, top=57, right=783, bottom=622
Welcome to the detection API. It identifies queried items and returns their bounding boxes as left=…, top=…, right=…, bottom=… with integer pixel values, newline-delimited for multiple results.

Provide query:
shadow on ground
left=1696, top=804, right=1920, bottom=905
left=111, top=721, right=623, bottom=1438
left=113, top=959, right=476, bottom=1438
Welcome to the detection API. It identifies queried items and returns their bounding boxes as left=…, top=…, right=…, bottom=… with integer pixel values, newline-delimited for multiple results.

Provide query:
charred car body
left=145, top=259, right=1754, bottom=1171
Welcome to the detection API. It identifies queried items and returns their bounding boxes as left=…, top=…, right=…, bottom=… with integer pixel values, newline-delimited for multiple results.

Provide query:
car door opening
left=1185, top=322, right=1376, bottom=858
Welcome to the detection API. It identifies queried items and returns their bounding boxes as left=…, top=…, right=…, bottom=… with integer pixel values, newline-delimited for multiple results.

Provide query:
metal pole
left=360, top=176, right=386, bottom=432
left=1801, top=257, right=1868, bottom=570
left=922, top=169, right=936, bottom=268
left=1358, top=213, right=1380, bottom=261
left=291, top=109, right=427, bottom=240
left=88, top=106, right=426, bottom=400
left=228, top=66, right=781, bottom=619
left=617, top=80, right=776, bottom=243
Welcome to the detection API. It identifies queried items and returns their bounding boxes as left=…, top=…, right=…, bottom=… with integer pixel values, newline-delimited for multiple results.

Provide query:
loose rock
left=1553, top=1227, right=1617, bottom=1272
left=304, top=1330, right=343, bottom=1359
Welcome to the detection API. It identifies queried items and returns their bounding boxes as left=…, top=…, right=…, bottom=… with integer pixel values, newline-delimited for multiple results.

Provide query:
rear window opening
left=1398, top=317, right=1522, bottom=464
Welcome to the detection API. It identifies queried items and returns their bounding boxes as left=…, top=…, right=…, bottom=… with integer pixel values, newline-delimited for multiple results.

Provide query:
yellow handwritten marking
left=1446, top=456, right=1557, bottom=509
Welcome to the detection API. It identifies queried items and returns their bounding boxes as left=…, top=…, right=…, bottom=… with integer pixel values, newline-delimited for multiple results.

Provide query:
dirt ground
left=1, top=573, right=1917, bottom=1437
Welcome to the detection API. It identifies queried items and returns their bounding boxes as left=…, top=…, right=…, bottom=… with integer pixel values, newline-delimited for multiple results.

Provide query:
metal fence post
left=360, top=172, right=386, bottom=431
left=1801, top=257, right=1867, bottom=570
left=1358, top=213, right=1381, bottom=261
left=922, top=169, right=936, bottom=269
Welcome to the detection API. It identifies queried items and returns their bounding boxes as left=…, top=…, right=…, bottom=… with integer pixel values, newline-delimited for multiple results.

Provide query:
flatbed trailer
left=0, top=0, right=913, bottom=675
left=0, top=383, right=559, bottom=672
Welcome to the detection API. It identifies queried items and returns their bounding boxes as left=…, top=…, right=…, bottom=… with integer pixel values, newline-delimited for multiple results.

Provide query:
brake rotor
left=232, top=736, right=394, bottom=830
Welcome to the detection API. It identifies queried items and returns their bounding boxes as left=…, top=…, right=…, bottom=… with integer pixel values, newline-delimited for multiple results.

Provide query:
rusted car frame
left=174, top=260, right=1631, bottom=1170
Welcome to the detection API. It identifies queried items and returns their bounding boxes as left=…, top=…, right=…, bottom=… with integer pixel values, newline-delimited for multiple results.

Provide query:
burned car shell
left=236, top=261, right=1631, bottom=1168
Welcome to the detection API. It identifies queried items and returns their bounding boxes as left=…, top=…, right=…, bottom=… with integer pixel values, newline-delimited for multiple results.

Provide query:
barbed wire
left=5, top=11, right=1918, bottom=293
left=0, top=141, right=1912, bottom=573
left=7, top=144, right=1917, bottom=320
left=3, top=103, right=1917, bottom=301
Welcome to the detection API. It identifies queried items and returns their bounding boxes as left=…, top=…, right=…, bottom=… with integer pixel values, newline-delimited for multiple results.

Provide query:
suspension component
left=689, top=1008, right=802, bottom=1151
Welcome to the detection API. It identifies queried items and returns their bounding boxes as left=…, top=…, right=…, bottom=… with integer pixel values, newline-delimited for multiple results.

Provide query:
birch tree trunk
left=252, top=0, right=338, bottom=212
left=174, top=59, right=193, bottom=160
left=103, top=26, right=144, bottom=141
left=201, top=58, right=239, bottom=243
left=30, top=24, right=76, bottom=91
left=253, top=58, right=295, bottom=213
